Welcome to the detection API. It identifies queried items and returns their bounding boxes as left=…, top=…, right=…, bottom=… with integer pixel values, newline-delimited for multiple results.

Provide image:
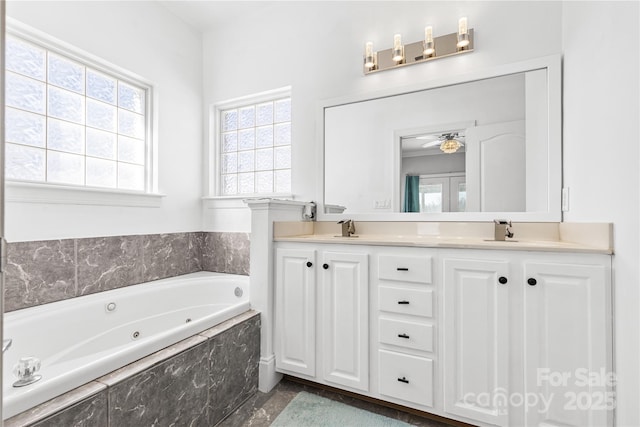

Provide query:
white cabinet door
left=321, top=251, right=369, bottom=391
left=275, top=248, right=316, bottom=376
left=443, top=258, right=510, bottom=426
left=523, top=261, right=612, bottom=427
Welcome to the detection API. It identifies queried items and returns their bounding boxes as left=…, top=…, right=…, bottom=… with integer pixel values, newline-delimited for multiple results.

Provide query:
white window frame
left=206, top=86, right=292, bottom=200
left=5, top=19, right=163, bottom=207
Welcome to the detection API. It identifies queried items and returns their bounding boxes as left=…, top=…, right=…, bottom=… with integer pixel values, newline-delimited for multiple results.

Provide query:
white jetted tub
left=2, top=271, right=250, bottom=419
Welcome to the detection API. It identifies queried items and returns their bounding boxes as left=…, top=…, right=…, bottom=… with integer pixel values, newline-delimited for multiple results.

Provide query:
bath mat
left=270, top=391, right=412, bottom=427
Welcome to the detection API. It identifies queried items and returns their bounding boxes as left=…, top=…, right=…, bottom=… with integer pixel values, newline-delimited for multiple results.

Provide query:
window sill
left=6, top=181, right=165, bottom=207
left=201, top=194, right=294, bottom=209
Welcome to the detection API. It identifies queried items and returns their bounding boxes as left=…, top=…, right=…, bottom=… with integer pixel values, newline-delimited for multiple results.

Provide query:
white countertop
left=274, top=233, right=612, bottom=254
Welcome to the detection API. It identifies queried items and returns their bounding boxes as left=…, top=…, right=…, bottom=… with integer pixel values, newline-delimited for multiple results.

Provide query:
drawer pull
left=397, top=300, right=410, bottom=305
left=398, top=333, right=410, bottom=339
left=396, top=267, right=409, bottom=271
left=397, top=376, right=409, bottom=384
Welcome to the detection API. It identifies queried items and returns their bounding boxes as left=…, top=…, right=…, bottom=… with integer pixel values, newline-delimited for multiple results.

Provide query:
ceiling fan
left=417, top=132, right=466, bottom=153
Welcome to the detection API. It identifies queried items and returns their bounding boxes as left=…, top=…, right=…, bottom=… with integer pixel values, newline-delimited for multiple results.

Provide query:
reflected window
left=4, top=32, right=152, bottom=192
left=417, top=175, right=466, bottom=213
left=420, top=182, right=444, bottom=213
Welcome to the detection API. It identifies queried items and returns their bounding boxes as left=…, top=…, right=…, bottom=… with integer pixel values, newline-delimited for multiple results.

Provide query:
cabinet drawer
left=379, top=350, right=433, bottom=407
left=379, top=286, right=433, bottom=318
left=378, top=254, right=432, bottom=283
left=379, top=318, right=433, bottom=352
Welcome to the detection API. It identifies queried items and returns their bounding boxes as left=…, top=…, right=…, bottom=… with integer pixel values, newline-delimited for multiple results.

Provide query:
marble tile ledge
left=273, top=221, right=613, bottom=254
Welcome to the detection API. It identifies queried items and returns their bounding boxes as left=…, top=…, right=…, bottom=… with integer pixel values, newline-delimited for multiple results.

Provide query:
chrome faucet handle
left=3, top=339, right=12, bottom=353
left=13, top=356, right=42, bottom=387
left=348, top=220, right=356, bottom=235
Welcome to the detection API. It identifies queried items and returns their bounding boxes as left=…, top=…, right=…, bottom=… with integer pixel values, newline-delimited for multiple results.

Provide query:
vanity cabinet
left=442, top=257, right=510, bottom=426
left=441, top=252, right=612, bottom=427
left=523, top=261, right=611, bottom=427
left=274, top=245, right=369, bottom=392
left=273, top=240, right=612, bottom=427
left=376, top=251, right=436, bottom=408
left=321, top=251, right=369, bottom=391
left=274, top=248, right=316, bottom=376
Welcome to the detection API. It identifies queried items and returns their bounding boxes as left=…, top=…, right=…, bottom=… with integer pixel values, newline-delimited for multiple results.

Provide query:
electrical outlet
left=374, top=200, right=391, bottom=209
left=562, top=187, right=570, bottom=212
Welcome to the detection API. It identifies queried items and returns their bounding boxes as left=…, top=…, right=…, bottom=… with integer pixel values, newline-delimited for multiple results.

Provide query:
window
left=217, top=91, right=291, bottom=196
left=418, top=174, right=466, bottom=213
left=4, top=31, right=152, bottom=192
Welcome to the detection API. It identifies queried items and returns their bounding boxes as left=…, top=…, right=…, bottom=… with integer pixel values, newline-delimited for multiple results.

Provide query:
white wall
left=562, top=2, right=640, bottom=426
left=202, top=1, right=562, bottom=231
left=202, top=2, right=640, bottom=424
left=6, top=1, right=203, bottom=241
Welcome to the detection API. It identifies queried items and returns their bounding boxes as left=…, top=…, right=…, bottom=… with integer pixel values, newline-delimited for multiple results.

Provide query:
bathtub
left=2, top=271, right=251, bottom=419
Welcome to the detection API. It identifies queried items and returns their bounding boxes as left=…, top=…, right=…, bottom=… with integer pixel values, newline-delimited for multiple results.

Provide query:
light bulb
left=457, top=17, right=470, bottom=48
left=423, top=26, right=435, bottom=56
left=364, top=42, right=375, bottom=68
left=392, top=34, right=404, bottom=62
left=458, top=17, right=468, bottom=36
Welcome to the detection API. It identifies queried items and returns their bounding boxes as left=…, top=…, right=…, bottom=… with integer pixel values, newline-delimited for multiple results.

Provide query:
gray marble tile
left=4, top=240, right=76, bottom=312
left=191, top=231, right=205, bottom=271
left=77, top=235, right=144, bottom=295
left=31, top=391, right=108, bottom=427
left=108, top=342, right=209, bottom=427
left=199, top=310, right=260, bottom=340
left=141, top=232, right=202, bottom=282
left=96, top=335, right=207, bottom=387
left=4, top=382, right=107, bottom=427
left=208, top=315, right=260, bottom=425
left=202, top=232, right=250, bottom=276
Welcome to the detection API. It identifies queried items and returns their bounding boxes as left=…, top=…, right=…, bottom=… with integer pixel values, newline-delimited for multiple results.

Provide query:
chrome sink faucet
left=338, top=219, right=356, bottom=237
left=494, top=219, right=514, bottom=241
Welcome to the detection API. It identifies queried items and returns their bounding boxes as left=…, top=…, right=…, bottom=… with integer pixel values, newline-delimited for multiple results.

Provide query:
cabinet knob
left=397, top=377, right=409, bottom=384
left=323, top=263, right=329, bottom=270
left=397, top=300, right=410, bottom=305
left=398, top=333, right=410, bottom=339
left=396, top=267, right=409, bottom=271
left=528, top=278, right=537, bottom=286
left=306, top=261, right=313, bottom=268
left=498, top=276, right=508, bottom=285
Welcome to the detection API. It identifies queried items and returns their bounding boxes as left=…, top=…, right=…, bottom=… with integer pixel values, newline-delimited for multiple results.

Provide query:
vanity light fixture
left=364, top=41, right=376, bottom=69
left=457, top=17, right=470, bottom=49
left=392, top=34, right=404, bottom=62
left=423, top=26, right=435, bottom=57
left=363, top=17, right=474, bottom=75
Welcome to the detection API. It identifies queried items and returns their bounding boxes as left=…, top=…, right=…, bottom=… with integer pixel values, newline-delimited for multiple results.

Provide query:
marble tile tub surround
left=5, top=310, right=260, bottom=427
left=274, top=221, right=613, bottom=253
left=5, top=231, right=250, bottom=312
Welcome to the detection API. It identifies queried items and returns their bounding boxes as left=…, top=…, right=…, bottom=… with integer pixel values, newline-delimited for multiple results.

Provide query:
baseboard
left=258, top=355, right=283, bottom=393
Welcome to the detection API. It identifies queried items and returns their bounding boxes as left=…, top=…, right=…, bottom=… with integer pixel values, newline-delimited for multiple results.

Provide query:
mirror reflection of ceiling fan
left=417, top=132, right=466, bottom=153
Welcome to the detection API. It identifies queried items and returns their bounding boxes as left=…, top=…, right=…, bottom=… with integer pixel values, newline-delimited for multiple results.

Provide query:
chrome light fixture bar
left=363, top=18, right=474, bottom=75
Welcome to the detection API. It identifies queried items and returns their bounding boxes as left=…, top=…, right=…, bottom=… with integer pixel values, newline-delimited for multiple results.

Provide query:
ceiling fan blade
left=420, top=140, right=442, bottom=148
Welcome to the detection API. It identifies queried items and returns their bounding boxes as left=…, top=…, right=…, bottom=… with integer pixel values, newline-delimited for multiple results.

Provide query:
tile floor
left=218, top=377, right=459, bottom=427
